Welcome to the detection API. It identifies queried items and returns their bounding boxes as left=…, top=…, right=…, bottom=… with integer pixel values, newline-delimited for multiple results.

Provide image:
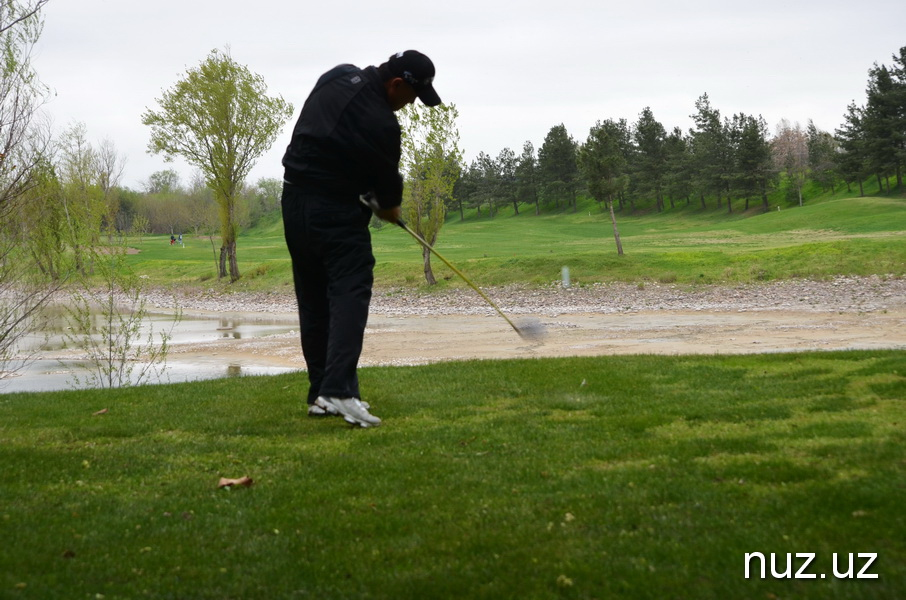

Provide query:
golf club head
left=515, top=317, right=547, bottom=343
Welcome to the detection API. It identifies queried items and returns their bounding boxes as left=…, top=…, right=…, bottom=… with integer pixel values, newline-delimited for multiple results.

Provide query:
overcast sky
left=31, top=0, right=904, bottom=190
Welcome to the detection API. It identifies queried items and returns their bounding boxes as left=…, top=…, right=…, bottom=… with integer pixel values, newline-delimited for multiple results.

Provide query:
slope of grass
left=2, top=351, right=904, bottom=598
left=122, top=194, right=906, bottom=293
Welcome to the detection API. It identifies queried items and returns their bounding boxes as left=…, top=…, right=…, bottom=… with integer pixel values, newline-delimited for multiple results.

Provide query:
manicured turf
left=2, top=351, right=904, bottom=598
left=123, top=195, right=906, bottom=292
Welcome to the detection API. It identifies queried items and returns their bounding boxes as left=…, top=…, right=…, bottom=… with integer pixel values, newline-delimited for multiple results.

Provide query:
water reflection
left=1, top=310, right=301, bottom=394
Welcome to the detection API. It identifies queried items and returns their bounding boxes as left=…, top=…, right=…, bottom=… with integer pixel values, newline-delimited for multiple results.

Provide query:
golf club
left=361, top=195, right=545, bottom=342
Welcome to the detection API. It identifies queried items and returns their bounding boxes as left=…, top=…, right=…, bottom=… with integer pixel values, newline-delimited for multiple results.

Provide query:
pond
left=0, top=310, right=302, bottom=394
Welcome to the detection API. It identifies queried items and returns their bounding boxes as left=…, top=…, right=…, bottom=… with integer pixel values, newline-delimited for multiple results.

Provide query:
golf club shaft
left=394, top=220, right=523, bottom=338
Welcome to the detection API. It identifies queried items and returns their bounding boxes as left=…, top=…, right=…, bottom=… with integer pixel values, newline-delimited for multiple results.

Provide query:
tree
left=632, top=107, right=667, bottom=211
left=471, top=151, right=497, bottom=217
left=496, top=146, right=519, bottom=214
left=663, top=127, right=694, bottom=207
left=689, top=94, right=732, bottom=208
left=835, top=102, right=869, bottom=196
left=254, top=177, right=282, bottom=215
left=142, top=48, right=293, bottom=282
left=729, top=113, right=773, bottom=212
left=397, top=102, right=462, bottom=285
left=806, top=120, right=839, bottom=194
left=62, top=232, right=180, bottom=389
left=515, top=141, right=540, bottom=215
left=861, top=54, right=906, bottom=191
left=888, top=47, right=906, bottom=188
left=538, top=124, right=579, bottom=211
left=58, top=122, right=105, bottom=273
left=451, top=161, right=478, bottom=221
left=130, top=213, right=150, bottom=243
left=145, top=169, right=181, bottom=195
left=0, top=0, right=59, bottom=381
left=578, top=119, right=627, bottom=256
left=772, top=119, right=809, bottom=206
left=94, top=137, right=126, bottom=239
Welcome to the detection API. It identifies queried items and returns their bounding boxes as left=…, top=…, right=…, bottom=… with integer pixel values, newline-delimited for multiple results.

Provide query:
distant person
left=170, top=234, right=175, bottom=246
left=281, top=50, right=441, bottom=428
left=178, top=234, right=183, bottom=246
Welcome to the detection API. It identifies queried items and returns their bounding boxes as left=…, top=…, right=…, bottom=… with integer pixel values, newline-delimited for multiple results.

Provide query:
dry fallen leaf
left=93, top=408, right=108, bottom=416
left=218, top=476, right=253, bottom=489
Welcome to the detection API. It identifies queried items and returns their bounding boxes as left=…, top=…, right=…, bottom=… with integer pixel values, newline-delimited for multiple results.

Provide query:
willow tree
left=0, top=0, right=56, bottom=379
left=142, top=48, right=293, bottom=282
left=397, top=102, right=462, bottom=285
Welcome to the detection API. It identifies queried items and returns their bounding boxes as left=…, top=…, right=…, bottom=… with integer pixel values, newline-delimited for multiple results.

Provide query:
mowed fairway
left=123, top=196, right=906, bottom=292
left=1, top=352, right=904, bottom=598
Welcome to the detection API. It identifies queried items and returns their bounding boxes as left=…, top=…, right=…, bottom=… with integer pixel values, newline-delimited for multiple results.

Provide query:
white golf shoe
left=319, top=396, right=381, bottom=428
left=308, top=397, right=339, bottom=417
left=308, top=397, right=370, bottom=417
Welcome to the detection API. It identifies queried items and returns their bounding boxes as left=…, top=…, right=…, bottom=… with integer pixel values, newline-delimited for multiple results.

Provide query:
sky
left=31, top=0, right=905, bottom=190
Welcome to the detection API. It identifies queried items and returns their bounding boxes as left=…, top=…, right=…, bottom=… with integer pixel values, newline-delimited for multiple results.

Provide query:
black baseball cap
left=387, top=50, right=441, bottom=107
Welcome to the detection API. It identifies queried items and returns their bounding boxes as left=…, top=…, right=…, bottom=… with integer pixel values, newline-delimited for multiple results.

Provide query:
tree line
left=452, top=47, right=905, bottom=220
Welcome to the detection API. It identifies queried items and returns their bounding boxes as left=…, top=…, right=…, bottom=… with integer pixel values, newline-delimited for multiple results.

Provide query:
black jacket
left=282, top=64, right=403, bottom=209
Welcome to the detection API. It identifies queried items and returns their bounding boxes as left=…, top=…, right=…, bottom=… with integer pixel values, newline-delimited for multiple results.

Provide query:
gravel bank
left=145, top=275, right=906, bottom=317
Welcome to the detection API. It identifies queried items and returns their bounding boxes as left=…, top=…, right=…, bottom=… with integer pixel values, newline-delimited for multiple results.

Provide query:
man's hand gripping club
left=360, top=192, right=401, bottom=224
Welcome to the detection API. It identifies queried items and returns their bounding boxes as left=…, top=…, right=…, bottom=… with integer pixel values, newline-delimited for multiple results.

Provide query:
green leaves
left=398, top=103, right=463, bottom=283
left=141, top=48, right=294, bottom=282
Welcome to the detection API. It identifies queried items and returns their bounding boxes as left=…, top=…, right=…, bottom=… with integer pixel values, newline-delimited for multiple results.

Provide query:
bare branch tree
left=772, top=119, right=810, bottom=206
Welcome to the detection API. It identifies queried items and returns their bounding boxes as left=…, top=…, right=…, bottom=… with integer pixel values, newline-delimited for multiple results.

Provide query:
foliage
left=632, top=107, right=667, bottom=210
left=578, top=119, right=629, bottom=255
left=729, top=113, right=773, bottom=212
left=772, top=119, right=809, bottom=206
left=834, top=46, right=906, bottom=194
left=62, top=236, right=180, bottom=389
left=0, top=0, right=57, bottom=379
left=2, top=351, right=904, bottom=598
left=515, top=140, right=540, bottom=215
left=538, top=123, right=580, bottom=210
left=142, top=48, right=294, bottom=282
left=397, top=102, right=462, bottom=284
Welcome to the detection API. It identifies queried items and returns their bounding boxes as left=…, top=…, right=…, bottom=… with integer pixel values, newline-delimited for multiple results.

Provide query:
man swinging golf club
left=280, top=50, right=441, bottom=428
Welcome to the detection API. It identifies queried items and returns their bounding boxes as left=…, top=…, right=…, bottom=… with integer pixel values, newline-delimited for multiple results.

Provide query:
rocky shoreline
left=143, top=275, right=906, bottom=317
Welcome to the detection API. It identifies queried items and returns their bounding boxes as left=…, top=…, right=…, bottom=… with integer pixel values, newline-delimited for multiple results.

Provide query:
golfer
left=281, top=50, right=442, bottom=428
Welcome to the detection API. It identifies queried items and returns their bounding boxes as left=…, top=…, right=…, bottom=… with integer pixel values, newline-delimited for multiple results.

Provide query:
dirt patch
left=93, top=246, right=141, bottom=255
left=163, top=308, right=906, bottom=369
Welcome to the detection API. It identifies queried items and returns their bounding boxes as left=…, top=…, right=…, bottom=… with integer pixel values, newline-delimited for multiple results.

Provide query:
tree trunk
left=700, top=193, right=706, bottom=209
left=608, top=197, right=623, bottom=256
left=422, top=246, right=436, bottom=285
left=727, top=195, right=733, bottom=213
left=228, top=240, right=240, bottom=282
left=218, top=246, right=227, bottom=279
left=859, top=180, right=864, bottom=197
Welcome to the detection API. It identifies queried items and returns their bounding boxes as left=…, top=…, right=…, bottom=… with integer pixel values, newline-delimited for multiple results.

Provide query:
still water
left=1, top=311, right=301, bottom=394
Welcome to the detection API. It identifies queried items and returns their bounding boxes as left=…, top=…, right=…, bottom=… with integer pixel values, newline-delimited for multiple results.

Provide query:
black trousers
left=281, top=184, right=375, bottom=404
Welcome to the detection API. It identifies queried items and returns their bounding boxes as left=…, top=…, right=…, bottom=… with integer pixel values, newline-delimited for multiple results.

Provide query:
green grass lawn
left=2, top=351, right=904, bottom=598
left=123, top=195, right=906, bottom=293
